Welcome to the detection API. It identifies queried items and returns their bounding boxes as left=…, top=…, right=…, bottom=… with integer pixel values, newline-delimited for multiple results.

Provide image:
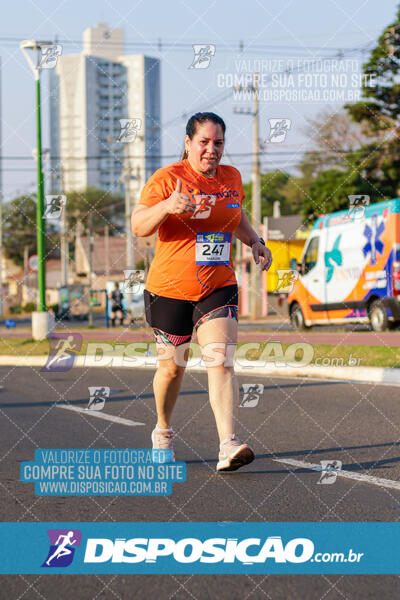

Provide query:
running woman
left=131, top=112, right=272, bottom=471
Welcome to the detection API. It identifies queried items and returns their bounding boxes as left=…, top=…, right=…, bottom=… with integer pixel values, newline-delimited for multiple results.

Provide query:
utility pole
left=123, top=143, right=134, bottom=270
left=105, top=225, right=110, bottom=278
left=88, top=211, right=93, bottom=327
left=250, top=72, right=262, bottom=320
left=234, top=73, right=262, bottom=319
left=24, top=246, right=29, bottom=305
left=60, top=167, right=68, bottom=287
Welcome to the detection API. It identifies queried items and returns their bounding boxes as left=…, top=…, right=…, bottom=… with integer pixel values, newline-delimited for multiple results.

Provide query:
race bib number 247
left=195, top=232, right=232, bottom=265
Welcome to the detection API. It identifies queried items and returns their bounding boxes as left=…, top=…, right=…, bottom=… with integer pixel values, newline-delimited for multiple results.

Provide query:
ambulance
left=288, top=198, right=400, bottom=331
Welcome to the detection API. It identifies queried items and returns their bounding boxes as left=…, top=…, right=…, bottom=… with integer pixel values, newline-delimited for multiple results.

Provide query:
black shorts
left=111, top=304, right=123, bottom=312
left=144, top=284, right=238, bottom=346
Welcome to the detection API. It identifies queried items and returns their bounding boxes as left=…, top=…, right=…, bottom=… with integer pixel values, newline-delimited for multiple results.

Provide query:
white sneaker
left=151, top=427, right=175, bottom=462
left=216, top=434, right=255, bottom=472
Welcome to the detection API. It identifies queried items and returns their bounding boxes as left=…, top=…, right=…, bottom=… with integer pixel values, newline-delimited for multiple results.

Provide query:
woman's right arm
left=131, top=178, right=196, bottom=237
left=131, top=202, right=170, bottom=237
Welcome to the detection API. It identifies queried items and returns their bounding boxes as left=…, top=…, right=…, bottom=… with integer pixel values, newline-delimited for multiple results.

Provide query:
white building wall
left=49, top=24, right=161, bottom=197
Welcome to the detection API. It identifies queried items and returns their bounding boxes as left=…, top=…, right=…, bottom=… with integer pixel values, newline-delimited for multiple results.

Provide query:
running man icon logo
left=44, top=195, right=66, bottom=220
left=188, top=44, right=216, bottom=69
left=190, top=194, right=216, bottom=219
left=240, top=384, right=264, bottom=408
left=42, top=333, right=82, bottom=372
left=42, top=529, right=82, bottom=568
left=275, top=269, right=299, bottom=293
left=118, top=118, right=142, bottom=142
left=267, top=119, right=291, bottom=143
left=348, top=194, right=370, bottom=219
left=317, top=460, right=342, bottom=485
left=87, top=386, right=110, bottom=411
left=39, top=44, right=62, bottom=69
left=123, top=269, right=145, bottom=293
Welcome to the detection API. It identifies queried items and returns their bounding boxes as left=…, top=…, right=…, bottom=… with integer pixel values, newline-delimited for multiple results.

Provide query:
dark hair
left=181, top=112, right=226, bottom=160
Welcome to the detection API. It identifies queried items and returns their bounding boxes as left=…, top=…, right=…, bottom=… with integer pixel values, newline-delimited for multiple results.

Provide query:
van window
left=303, top=237, right=319, bottom=275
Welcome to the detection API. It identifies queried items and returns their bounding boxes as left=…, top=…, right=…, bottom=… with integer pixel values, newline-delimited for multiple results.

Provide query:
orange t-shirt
left=139, top=159, right=244, bottom=301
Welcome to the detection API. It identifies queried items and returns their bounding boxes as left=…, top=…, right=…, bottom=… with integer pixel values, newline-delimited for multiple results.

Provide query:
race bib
left=195, top=232, right=232, bottom=265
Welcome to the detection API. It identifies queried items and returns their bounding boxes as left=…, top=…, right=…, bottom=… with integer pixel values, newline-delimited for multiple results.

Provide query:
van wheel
left=290, top=304, right=310, bottom=331
left=369, top=299, right=388, bottom=332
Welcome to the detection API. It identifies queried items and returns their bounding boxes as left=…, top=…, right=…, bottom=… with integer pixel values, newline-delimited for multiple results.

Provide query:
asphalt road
left=1, top=366, right=400, bottom=599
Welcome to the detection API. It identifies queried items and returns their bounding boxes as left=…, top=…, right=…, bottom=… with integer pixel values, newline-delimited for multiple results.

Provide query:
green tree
left=345, top=5, right=400, bottom=197
left=3, top=195, right=59, bottom=267
left=3, top=195, right=37, bottom=266
left=243, top=170, right=291, bottom=219
left=302, top=169, right=376, bottom=221
left=66, top=187, right=124, bottom=234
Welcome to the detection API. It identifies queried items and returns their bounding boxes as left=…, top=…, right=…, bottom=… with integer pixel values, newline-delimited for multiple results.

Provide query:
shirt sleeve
left=231, top=167, right=245, bottom=206
left=139, top=169, right=172, bottom=207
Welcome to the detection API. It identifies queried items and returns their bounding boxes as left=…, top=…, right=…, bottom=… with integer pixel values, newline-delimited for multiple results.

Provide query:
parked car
left=288, top=198, right=400, bottom=332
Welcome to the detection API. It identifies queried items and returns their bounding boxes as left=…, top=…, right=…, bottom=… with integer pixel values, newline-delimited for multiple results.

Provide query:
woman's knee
left=157, top=361, right=185, bottom=380
left=206, top=363, right=235, bottom=376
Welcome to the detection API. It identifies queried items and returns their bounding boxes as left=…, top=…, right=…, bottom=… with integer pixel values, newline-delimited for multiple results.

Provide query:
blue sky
left=2, top=0, right=399, bottom=200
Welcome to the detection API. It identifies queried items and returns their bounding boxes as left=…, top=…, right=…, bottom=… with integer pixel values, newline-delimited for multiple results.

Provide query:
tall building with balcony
left=49, top=23, right=161, bottom=204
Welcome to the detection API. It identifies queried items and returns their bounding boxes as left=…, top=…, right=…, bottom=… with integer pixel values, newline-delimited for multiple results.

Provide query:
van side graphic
left=324, top=235, right=342, bottom=283
left=362, top=214, right=385, bottom=266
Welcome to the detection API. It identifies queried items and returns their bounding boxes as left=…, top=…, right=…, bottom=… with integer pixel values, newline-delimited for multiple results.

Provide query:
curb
left=0, top=355, right=399, bottom=386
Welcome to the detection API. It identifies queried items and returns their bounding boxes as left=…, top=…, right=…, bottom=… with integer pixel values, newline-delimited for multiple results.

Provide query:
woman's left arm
left=234, top=208, right=273, bottom=271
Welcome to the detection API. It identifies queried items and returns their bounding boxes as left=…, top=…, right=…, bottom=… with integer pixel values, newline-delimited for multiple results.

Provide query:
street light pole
left=35, top=68, right=46, bottom=311
left=20, top=40, right=54, bottom=339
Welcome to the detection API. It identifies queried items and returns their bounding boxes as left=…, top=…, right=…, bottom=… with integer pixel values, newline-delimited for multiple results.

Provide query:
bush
left=9, top=304, right=22, bottom=315
left=23, top=302, right=36, bottom=313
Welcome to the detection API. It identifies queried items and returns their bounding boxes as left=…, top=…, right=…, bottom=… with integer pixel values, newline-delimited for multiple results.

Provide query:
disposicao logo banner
left=1, top=522, right=400, bottom=574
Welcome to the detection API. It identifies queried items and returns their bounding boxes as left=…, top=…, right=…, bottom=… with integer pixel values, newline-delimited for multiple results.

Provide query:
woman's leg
left=196, top=316, right=238, bottom=442
left=153, top=341, right=190, bottom=429
left=196, top=312, right=254, bottom=471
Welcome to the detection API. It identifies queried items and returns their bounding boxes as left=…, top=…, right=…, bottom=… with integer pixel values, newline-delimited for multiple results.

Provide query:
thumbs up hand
left=164, top=179, right=196, bottom=215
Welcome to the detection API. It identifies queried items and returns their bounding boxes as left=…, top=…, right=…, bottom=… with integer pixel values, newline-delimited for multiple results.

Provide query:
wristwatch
left=251, top=237, right=266, bottom=246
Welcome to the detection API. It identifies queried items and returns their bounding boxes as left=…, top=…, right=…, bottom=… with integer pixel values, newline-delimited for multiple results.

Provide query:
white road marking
left=247, top=374, right=400, bottom=387
left=57, top=404, right=145, bottom=426
left=273, top=457, right=400, bottom=491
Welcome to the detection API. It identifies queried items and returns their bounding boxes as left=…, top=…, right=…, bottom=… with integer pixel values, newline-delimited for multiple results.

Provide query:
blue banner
left=0, top=522, right=399, bottom=574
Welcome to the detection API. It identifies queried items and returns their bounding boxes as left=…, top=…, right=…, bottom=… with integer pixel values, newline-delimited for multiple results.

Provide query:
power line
left=0, top=35, right=376, bottom=53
